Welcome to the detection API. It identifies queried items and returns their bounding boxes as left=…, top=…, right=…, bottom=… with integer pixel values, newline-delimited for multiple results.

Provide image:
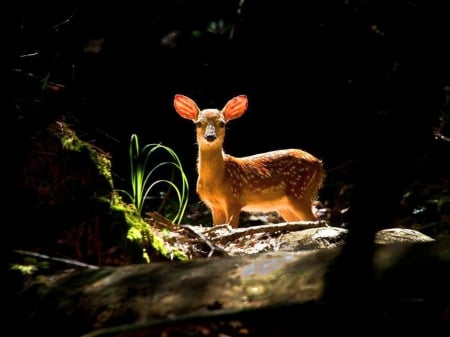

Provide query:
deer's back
left=223, top=149, right=324, bottom=201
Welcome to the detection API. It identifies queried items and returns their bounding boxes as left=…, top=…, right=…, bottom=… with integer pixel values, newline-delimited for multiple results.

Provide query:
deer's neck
left=197, top=146, right=226, bottom=181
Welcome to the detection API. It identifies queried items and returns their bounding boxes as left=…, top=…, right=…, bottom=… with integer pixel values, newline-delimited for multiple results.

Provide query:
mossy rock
left=15, top=121, right=187, bottom=265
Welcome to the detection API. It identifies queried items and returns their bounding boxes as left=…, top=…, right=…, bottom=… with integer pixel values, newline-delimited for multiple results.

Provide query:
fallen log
left=10, top=237, right=450, bottom=337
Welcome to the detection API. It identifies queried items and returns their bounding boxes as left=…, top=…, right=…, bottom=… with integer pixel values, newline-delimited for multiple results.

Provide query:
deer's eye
left=218, top=121, right=225, bottom=128
left=195, top=121, right=202, bottom=128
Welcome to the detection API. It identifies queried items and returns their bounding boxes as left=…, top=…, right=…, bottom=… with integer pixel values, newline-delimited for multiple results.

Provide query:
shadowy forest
left=11, top=0, right=450, bottom=336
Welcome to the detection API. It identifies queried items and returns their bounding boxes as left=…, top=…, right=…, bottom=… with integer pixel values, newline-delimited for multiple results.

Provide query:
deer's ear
left=222, top=95, right=248, bottom=121
left=174, top=94, right=200, bottom=120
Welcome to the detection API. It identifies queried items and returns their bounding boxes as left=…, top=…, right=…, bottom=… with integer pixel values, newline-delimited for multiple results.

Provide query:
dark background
left=13, top=0, right=450, bottom=210
left=10, top=3, right=450, bottom=333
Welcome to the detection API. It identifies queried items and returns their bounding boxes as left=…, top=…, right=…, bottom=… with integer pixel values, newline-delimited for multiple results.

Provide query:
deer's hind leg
left=282, top=197, right=317, bottom=221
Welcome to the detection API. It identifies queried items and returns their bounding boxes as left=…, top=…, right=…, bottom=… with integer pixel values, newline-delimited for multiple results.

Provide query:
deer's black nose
left=205, top=124, right=216, bottom=142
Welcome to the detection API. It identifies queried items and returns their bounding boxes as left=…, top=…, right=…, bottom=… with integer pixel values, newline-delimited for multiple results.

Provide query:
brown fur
left=174, top=94, right=325, bottom=228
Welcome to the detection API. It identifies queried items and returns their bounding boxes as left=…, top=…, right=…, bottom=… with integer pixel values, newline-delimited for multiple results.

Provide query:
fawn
left=174, top=94, right=325, bottom=228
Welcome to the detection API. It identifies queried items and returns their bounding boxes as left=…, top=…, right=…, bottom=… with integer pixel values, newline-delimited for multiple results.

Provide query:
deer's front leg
left=224, top=204, right=241, bottom=228
left=211, top=206, right=241, bottom=228
left=211, top=208, right=227, bottom=226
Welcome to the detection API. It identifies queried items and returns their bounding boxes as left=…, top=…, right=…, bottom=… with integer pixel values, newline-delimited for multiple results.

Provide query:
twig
left=180, top=224, right=230, bottom=257
left=212, top=220, right=328, bottom=245
left=13, top=249, right=99, bottom=269
left=146, top=211, right=178, bottom=231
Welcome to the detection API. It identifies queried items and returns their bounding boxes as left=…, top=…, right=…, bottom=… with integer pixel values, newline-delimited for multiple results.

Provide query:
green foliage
left=116, top=134, right=189, bottom=224
left=111, top=199, right=189, bottom=262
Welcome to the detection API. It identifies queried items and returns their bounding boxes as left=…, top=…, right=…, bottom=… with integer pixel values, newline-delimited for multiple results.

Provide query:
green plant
left=116, top=133, right=189, bottom=224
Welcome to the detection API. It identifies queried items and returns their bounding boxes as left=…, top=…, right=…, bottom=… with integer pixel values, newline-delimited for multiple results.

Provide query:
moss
left=48, top=122, right=113, bottom=189
left=111, top=196, right=189, bottom=262
left=19, top=121, right=187, bottom=264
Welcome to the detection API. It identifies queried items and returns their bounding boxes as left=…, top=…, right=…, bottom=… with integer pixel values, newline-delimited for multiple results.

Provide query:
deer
left=174, top=94, right=325, bottom=228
